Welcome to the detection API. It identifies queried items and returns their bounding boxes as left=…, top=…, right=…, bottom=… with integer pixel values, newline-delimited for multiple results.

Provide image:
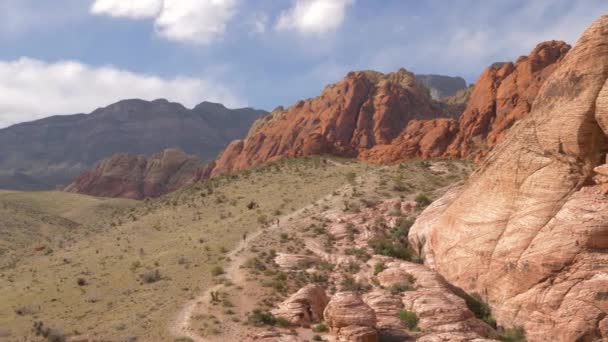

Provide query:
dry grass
left=1, top=156, right=425, bottom=340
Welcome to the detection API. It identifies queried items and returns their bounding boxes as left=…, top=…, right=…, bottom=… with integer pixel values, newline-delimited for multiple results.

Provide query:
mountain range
left=0, top=99, right=267, bottom=190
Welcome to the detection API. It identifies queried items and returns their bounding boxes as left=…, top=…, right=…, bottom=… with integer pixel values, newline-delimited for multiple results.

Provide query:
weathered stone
left=272, top=285, right=329, bottom=325
left=410, top=15, right=608, bottom=342
left=324, top=292, right=377, bottom=329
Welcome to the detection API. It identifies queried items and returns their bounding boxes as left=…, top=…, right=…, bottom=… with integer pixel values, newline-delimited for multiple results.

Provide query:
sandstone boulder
left=324, top=292, right=376, bottom=329
left=271, top=285, right=329, bottom=325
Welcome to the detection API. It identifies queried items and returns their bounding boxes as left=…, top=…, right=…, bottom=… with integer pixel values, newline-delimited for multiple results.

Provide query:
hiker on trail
left=243, top=232, right=247, bottom=241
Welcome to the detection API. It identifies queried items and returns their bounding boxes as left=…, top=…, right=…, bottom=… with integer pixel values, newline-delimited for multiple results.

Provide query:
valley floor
left=0, top=157, right=472, bottom=341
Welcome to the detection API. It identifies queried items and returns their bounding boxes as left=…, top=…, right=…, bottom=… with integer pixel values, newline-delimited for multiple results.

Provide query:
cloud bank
left=276, top=0, right=354, bottom=34
left=0, top=57, right=243, bottom=128
left=90, top=0, right=237, bottom=44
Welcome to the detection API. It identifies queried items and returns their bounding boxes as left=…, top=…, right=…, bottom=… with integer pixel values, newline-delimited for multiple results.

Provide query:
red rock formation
left=361, top=40, right=571, bottom=164
left=409, top=15, right=608, bottom=341
left=64, top=148, right=204, bottom=199
left=209, top=42, right=570, bottom=176
left=210, top=69, right=444, bottom=176
left=446, top=40, right=571, bottom=159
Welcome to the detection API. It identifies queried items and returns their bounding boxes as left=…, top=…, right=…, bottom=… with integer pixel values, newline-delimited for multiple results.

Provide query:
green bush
left=312, top=323, right=329, bottom=332
left=499, top=326, right=526, bottom=342
left=373, top=262, right=386, bottom=275
left=368, top=238, right=413, bottom=260
left=460, top=292, right=496, bottom=328
left=247, top=309, right=289, bottom=327
left=398, top=310, right=419, bottom=330
left=392, top=218, right=415, bottom=238
left=211, top=266, right=224, bottom=277
left=415, top=194, right=432, bottom=208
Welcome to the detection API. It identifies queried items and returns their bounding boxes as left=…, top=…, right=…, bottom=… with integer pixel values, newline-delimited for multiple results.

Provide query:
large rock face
left=361, top=40, right=571, bottom=163
left=64, top=148, right=204, bottom=199
left=409, top=15, right=608, bottom=342
left=209, top=69, right=446, bottom=176
left=0, top=99, right=266, bottom=190
left=210, top=42, right=569, bottom=177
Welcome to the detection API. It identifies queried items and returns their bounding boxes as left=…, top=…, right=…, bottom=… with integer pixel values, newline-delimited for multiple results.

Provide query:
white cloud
left=90, top=0, right=238, bottom=44
left=250, top=12, right=268, bottom=34
left=0, top=58, right=244, bottom=128
left=90, top=0, right=162, bottom=18
left=276, top=0, right=354, bottom=35
left=155, top=0, right=237, bottom=44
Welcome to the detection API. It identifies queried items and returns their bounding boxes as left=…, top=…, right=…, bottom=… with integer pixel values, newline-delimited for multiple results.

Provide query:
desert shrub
left=373, top=262, right=386, bottom=275
left=498, top=326, right=526, bottom=342
left=142, top=270, right=161, bottom=283
left=398, top=310, right=418, bottom=330
left=345, top=172, right=357, bottom=183
left=76, top=278, right=87, bottom=286
left=312, top=335, right=323, bottom=341
left=392, top=218, right=415, bottom=238
left=211, top=266, right=224, bottom=277
left=32, top=321, right=65, bottom=342
left=368, top=238, right=413, bottom=261
left=244, top=257, right=266, bottom=271
left=257, top=214, right=268, bottom=225
left=341, top=275, right=371, bottom=292
left=415, top=194, right=432, bottom=208
left=247, top=309, right=288, bottom=327
left=390, top=283, right=413, bottom=295
left=344, top=247, right=370, bottom=261
left=312, top=323, right=329, bottom=332
left=457, top=292, right=496, bottom=328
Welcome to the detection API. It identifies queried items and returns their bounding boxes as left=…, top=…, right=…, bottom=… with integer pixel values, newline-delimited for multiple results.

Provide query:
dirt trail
left=169, top=186, right=349, bottom=341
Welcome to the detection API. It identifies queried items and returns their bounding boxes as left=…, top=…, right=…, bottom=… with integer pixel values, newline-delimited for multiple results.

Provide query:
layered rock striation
left=409, top=15, right=608, bottom=341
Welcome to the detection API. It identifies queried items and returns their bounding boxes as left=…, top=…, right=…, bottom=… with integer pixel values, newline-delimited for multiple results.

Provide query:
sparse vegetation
left=247, top=309, right=290, bottom=327
left=498, top=326, right=526, bottom=342
left=415, top=193, right=432, bottom=208
left=142, top=269, right=161, bottom=283
left=398, top=309, right=419, bottom=330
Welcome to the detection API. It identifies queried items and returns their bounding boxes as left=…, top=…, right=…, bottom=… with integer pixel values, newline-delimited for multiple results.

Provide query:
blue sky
left=0, top=0, right=607, bottom=127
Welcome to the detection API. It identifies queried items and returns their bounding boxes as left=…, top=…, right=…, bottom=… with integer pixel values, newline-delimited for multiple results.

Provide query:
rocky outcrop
left=446, top=40, right=571, bottom=159
left=361, top=40, right=571, bottom=164
left=64, top=148, right=204, bottom=199
left=409, top=15, right=608, bottom=342
left=209, top=41, right=569, bottom=176
left=272, top=285, right=329, bottom=325
left=324, top=292, right=377, bottom=329
left=209, top=69, right=446, bottom=176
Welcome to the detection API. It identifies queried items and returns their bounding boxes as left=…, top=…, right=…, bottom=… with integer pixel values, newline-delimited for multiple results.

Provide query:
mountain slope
left=0, top=99, right=267, bottom=190
left=209, top=43, right=569, bottom=177
left=209, top=69, right=453, bottom=177
left=360, top=40, right=571, bottom=162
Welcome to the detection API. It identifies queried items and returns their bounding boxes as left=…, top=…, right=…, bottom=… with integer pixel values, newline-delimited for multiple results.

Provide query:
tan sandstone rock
left=271, top=285, right=329, bottom=325
left=323, top=292, right=377, bottom=329
left=410, top=15, right=608, bottom=342
left=336, top=325, right=378, bottom=342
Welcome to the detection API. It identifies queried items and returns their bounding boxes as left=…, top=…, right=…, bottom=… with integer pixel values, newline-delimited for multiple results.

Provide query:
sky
left=0, top=0, right=607, bottom=128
